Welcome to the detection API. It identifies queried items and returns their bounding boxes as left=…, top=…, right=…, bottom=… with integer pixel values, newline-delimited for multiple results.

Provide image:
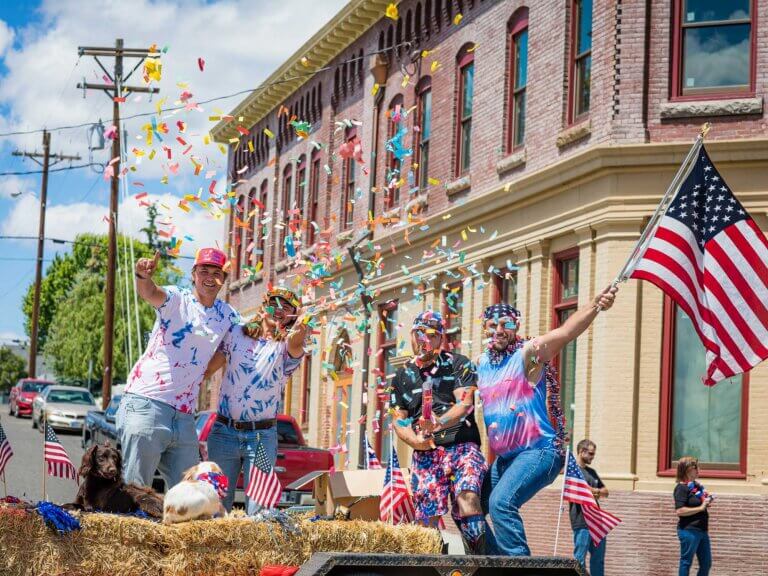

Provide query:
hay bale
left=0, top=506, right=443, bottom=576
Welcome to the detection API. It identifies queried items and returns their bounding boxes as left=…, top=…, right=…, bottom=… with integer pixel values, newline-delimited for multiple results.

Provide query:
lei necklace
left=485, top=337, right=567, bottom=454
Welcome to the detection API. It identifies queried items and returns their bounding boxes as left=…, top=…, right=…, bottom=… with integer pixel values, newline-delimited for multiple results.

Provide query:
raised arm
left=286, top=309, right=309, bottom=359
left=523, top=285, right=618, bottom=371
left=135, top=252, right=167, bottom=309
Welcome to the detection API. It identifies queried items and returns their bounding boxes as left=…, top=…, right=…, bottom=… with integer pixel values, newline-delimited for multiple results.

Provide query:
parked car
left=8, top=378, right=54, bottom=418
left=32, top=385, right=96, bottom=432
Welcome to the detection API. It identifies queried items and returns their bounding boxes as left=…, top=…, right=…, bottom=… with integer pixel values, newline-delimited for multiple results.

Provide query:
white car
left=32, top=385, right=97, bottom=432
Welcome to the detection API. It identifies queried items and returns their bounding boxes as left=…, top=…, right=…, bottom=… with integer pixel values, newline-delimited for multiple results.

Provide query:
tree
left=0, top=346, right=27, bottom=394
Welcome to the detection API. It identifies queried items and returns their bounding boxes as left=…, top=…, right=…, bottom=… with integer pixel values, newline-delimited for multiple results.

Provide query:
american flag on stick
left=0, top=421, right=14, bottom=477
left=379, top=441, right=415, bottom=524
left=563, top=451, right=621, bottom=545
left=245, top=440, right=282, bottom=509
left=365, top=436, right=382, bottom=469
left=44, top=423, right=77, bottom=481
left=627, top=143, right=768, bottom=385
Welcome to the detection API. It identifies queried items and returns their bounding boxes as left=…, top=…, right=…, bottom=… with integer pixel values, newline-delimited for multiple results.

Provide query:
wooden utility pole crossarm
left=12, top=132, right=81, bottom=379
left=76, top=38, right=160, bottom=409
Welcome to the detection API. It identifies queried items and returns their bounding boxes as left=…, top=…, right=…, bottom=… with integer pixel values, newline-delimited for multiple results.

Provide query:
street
left=0, top=411, right=84, bottom=504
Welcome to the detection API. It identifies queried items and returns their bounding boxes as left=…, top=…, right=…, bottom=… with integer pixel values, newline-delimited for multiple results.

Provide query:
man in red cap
left=116, top=248, right=239, bottom=488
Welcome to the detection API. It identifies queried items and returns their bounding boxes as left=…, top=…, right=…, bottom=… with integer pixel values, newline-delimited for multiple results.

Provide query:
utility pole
left=13, top=131, right=81, bottom=379
left=77, top=39, right=160, bottom=409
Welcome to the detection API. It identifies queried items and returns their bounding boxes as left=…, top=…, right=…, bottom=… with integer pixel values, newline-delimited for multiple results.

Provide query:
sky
left=0, top=0, right=348, bottom=346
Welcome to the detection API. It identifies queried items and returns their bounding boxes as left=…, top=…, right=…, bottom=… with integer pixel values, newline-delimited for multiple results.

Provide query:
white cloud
left=0, top=175, right=36, bottom=199
left=1, top=190, right=225, bottom=253
left=0, top=20, right=13, bottom=58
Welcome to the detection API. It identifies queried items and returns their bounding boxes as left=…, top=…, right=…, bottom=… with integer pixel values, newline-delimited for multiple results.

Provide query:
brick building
left=211, top=1, right=768, bottom=573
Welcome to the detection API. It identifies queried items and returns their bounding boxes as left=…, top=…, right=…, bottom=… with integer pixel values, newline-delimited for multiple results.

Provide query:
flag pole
left=42, top=419, right=46, bottom=500
left=2, top=471, right=7, bottom=499
left=611, top=127, right=708, bottom=288
left=553, top=447, right=570, bottom=555
left=389, top=427, right=394, bottom=526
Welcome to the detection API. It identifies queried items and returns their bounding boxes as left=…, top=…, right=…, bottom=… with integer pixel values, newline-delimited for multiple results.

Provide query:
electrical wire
left=0, top=163, right=102, bottom=176
left=0, top=235, right=195, bottom=259
left=0, top=42, right=414, bottom=139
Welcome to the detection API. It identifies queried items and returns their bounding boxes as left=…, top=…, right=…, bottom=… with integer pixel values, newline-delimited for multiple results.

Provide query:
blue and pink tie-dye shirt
left=477, top=348, right=558, bottom=459
left=126, top=286, right=239, bottom=413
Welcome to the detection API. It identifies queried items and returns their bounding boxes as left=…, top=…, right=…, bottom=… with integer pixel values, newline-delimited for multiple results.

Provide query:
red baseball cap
left=194, top=247, right=227, bottom=269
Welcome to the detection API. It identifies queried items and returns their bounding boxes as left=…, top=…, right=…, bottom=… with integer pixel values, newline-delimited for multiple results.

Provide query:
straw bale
left=0, top=506, right=443, bottom=576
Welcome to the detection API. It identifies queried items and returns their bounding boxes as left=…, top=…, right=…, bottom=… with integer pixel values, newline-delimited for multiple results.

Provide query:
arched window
left=569, top=0, right=593, bottom=123
left=455, top=43, right=475, bottom=176
left=280, top=164, right=293, bottom=258
left=414, top=77, right=432, bottom=191
left=415, top=3, right=423, bottom=42
left=296, top=154, right=307, bottom=244
left=406, top=9, right=413, bottom=43
left=396, top=19, right=403, bottom=56
left=434, top=0, right=443, bottom=32
left=385, top=94, right=404, bottom=210
left=342, top=62, right=348, bottom=97
left=308, top=148, right=321, bottom=246
left=245, top=187, right=257, bottom=268
left=507, top=8, right=529, bottom=152
left=256, top=179, right=268, bottom=268
left=341, top=126, right=357, bottom=230
left=386, top=25, right=394, bottom=54
left=232, top=194, right=245, bottom=277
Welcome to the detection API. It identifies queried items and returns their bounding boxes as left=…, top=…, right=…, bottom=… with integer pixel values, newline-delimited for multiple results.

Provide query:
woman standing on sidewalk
left=205, top=287, right=308, bottom=514
left=674, top=456, right=713, bottom=576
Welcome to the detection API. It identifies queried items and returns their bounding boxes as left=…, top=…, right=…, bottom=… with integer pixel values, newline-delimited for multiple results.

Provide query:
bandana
left=482, top=303, right=521, bottom=322
left=196, top=472, right=229, bottom=500
left=412, top=310, right=445, bottom=334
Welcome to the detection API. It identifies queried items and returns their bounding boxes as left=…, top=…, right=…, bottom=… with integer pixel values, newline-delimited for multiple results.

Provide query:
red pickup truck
left=197, top=411, right=333, bottom=506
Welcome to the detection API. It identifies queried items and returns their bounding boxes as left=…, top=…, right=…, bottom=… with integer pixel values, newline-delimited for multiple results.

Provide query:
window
left=296, top=155, right=307, bottom=245
left=256, top=180, right=268, bottom=268
left=672, top=0, right=754, bottom=98
left=244, top=188, right=256, bottom=268
left=507, top=9, right=529, bottom=152
left=456, top=45, right=475, bottom=176
left=552, top=249, right=579, bottom=445
left=442, top=282, right=464, bottom=352
left=308, top=149, right=321, bottom=246
left=415, top=78, right=432, bottom=190
left=341, top=128, right=357, bottom=230
left=659, top=298, right=748, bottom=478
left=231, top=194, right=245, bottom=278
left=300, top=355, right=312, bottom=427
left=385, top=95, right=404, bottom=210
left=492, top=267, right=518, bottom=309
left=569, top=0, right=593, bottom=122
left=378, top=300, right=399, bottom=461
left=280, top=165, right=292, bottom=258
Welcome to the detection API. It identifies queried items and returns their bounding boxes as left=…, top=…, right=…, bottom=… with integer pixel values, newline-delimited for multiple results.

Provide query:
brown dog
left=72, top=443, right=163, bottom=518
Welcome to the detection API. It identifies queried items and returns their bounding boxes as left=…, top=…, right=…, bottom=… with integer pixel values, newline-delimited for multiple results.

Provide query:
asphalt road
left=0, top=409, right=85, bottom=504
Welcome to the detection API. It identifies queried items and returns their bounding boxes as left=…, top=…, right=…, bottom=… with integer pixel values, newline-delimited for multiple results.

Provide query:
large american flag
left=44, top=423, right=77, bottom=481
left=563, top=451, right=620, bottom=546
left=0, top=421, right=13, bottom=477
left=365, top=436, right=382, bottom=470
left=246, top=440, right=282, bottom=509
left=630, top=145, right=768, bottom=385
left=379, top=441, right=415, bottom=524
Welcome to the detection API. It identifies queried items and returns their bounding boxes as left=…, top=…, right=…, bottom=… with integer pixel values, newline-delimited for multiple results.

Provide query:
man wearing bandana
left=391, top=311, right=487, bottom=554
left=478, top=286, right=617, bottom=556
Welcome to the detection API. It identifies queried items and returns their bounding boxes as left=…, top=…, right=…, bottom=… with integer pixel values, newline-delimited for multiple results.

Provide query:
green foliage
left=0, top=346, right=27, bottom=394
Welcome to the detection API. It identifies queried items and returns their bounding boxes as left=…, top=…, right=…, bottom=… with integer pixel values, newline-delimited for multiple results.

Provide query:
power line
left=0, top=162, right=102, bottom=176
left=0, top=234, right=195, bottom=259
left=0, top=42, right=411, bottom=139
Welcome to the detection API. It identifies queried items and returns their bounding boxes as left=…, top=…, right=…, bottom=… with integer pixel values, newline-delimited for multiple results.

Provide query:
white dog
left=162, top=461, right=228, bottom=524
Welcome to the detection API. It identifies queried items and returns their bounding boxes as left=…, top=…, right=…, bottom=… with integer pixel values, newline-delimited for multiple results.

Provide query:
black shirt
left=674, top=482, right=709, bottom=532
left=569, top=465, right=605, bottom=530
left=391, top=351, right=480, bottom=450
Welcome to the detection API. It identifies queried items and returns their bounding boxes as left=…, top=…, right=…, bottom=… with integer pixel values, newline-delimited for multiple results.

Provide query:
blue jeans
left=678, top=528, right=712, bottom=576
left=116, top=393, right=199, bottom=489
left=206, top=421, right=278, bottom=515
left=483, top=448, right=564, bottom=556
left=574, top=527, right=606, bottom=576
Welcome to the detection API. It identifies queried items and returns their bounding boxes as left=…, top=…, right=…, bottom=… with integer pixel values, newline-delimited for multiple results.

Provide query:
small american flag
left=379, top=442, right=415, bottom=524
left=365, top=436, right=382, bottom=469
left=563, top=451, right=620, bottom=545
left=0, top=421, right=13, bottom=477
left=246, top=440, right=282, bottom=509
left=44, top=423, right=77, bottom=481
left=630, top=145, right=768, bottom=385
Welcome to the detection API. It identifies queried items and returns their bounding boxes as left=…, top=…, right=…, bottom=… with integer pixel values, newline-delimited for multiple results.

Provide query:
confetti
left=385, top=3, right=398, bottom=20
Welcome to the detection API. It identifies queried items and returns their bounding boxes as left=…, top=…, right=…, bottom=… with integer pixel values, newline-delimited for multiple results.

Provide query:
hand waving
left=136, top=252, right=160, bottom=280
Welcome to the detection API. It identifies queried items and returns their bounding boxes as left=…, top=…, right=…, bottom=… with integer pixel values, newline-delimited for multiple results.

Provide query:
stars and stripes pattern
left=379, top=442, right=415, bottom=524
left=365, top=436, right=382, bottom=470
left=0, top=421, right=13, bottom=477
left=44, top=423, right=77, bottom=481
left=245, top=440, right=282, bottom=509
left=563, top=451, right=620, bottom=545
left=630, top=145, right=768, bottom=385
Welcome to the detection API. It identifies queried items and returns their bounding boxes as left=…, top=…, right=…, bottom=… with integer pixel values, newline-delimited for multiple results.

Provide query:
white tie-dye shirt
left=217, top=326, right=303, bottom=421
left=126, top=286, right=239, bottom=413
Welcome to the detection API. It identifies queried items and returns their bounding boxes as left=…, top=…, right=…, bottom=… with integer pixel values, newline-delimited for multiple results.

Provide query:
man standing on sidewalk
left=570, top=439, right=609, bottom=576
left=117, top=248, right=239, bottom=488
